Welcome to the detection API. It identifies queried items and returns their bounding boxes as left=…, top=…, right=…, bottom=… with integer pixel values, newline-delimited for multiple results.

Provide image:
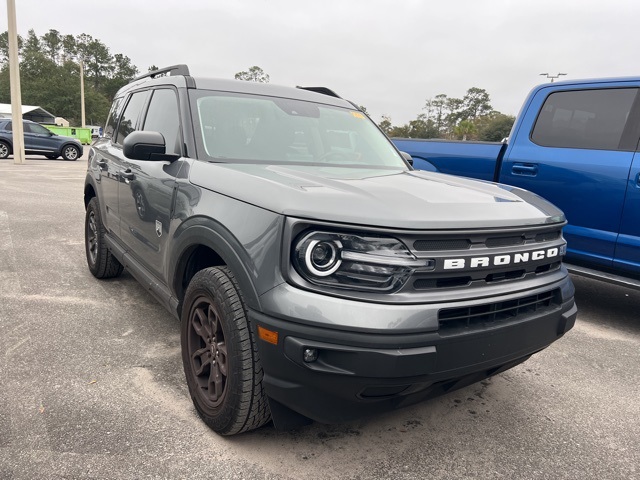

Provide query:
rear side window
left=115, top=91, right=149, bottom=145
left=104, top=96, right=124, bottom=139
left=531, top=88, right=638, bottom=151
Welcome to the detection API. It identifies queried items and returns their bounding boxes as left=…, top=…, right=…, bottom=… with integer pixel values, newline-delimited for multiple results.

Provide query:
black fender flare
left=169, top=217, right=262, bottom=313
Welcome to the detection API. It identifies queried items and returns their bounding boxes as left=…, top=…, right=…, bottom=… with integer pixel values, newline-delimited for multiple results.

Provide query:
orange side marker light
left=257, top=325, right=279, bottom=345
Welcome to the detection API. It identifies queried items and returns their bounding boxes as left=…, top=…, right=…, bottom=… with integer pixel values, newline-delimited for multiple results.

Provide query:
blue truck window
left=531, top=88, right=638, bottom=151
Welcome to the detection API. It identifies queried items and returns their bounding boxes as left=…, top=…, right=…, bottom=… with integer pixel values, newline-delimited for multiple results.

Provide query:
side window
left=27, top=123, right=51, bottom=135
left=142, top=89, right=181, bottom=155
left=115, top=91, right=149, bottom=145
left=531, top=88, right=638, bottom=151
left=104, top=96, right=124, bottom=139
left=5, top=122, right=12, bottom=131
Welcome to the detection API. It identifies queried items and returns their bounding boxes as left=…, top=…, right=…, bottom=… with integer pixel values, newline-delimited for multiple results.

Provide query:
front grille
left=438, top=289, right=560, bottom=335
left=412, top=227, right=561, bottom=252
left=413, top=239, right=470, bottom=251
left=485, top=235, right=525, bottom=248
left=405, top=224, right=565, bottom=292
left=414, top=276, right=472, bottom=289
left=535, top=231, right=560, bottom=242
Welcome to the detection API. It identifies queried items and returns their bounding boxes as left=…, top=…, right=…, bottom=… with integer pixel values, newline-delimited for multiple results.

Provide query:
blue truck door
left=614, top=152, right=640, bottom=274
left=502, top=86, right=639, bottom=269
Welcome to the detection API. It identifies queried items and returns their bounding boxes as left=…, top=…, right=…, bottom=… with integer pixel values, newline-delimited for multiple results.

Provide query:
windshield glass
left=190, top=91, right=406, bottom=168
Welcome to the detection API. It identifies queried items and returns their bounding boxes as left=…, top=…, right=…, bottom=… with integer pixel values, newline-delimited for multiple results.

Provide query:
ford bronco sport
left=84, top=65, right=577, bottom=435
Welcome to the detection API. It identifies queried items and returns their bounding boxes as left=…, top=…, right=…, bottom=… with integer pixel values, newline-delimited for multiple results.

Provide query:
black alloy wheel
left=85, top=197, right=124, bottom=278
left=181, top=267, right=271, bottom=435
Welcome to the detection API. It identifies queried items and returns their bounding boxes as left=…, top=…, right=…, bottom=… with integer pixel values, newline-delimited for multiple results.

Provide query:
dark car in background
left=0, top=119, right=83, bottom=160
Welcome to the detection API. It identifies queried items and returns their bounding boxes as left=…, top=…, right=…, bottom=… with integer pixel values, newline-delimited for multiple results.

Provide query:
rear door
left=93, top=91, right=149, bottom=236
left=502, top=85, right=640, bottom=269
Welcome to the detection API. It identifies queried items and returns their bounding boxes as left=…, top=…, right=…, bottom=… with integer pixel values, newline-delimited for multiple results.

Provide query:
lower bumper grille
left=438, top=289, right=560, bottom=335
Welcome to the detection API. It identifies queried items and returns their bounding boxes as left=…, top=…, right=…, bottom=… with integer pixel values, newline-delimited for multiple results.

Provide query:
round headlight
left=304, top=239, right=342, bottom=276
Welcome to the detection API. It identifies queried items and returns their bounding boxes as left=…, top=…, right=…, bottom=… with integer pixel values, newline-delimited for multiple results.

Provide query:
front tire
left=85, top=197, right=124, bottom=278
left=62, top=144, right=80, bottom=161
left=181, top=267, right=271, bottom=435
left=45, top=154, right=59, bottom=160
left=0, top=141, right=10, bottom=159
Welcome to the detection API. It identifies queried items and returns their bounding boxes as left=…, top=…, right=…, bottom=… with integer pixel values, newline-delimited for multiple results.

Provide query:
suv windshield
left=190, top=91, right=405, bottom=168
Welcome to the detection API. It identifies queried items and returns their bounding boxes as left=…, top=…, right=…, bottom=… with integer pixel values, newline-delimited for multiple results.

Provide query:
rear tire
left=0, top=141, right=10, bottom=159
left=85, top=197, right=123, bottom=278
left=181, top=267, right=271, bottom=435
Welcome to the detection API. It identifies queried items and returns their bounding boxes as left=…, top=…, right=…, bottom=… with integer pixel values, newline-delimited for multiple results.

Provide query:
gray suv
left=0, top=119, right=83, bottom=160
left=84, top=65, right=577, bottom=435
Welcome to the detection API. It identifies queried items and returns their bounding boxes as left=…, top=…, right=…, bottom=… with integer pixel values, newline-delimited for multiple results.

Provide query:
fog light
left=303, top=348, right=318, bottom=363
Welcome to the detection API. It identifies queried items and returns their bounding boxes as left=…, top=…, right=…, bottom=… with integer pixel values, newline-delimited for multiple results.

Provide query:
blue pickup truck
left=393, top=77, right=640, bottom=289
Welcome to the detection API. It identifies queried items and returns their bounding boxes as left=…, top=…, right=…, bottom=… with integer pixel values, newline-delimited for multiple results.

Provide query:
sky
left=2, top=0, right=639, bottom=125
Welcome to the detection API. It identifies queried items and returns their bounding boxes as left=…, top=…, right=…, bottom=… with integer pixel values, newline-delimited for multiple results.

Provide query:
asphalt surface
left=0, top=154, right=639, bottom=480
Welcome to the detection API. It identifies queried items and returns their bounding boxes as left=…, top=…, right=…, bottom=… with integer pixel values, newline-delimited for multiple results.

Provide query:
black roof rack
left=132, top=64, right=190, bottom=83
left=296, top=86, right=342, bottom=99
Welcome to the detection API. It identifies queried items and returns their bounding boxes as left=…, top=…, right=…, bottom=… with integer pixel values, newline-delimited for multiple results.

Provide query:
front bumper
left=251, top=276, right=577, bottom=424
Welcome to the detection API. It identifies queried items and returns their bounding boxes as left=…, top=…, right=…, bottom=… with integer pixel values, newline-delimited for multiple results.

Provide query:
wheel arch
left=60, top=141, right=80, bottom=152
left=84, top=178, right=97, bottom=209
left=0, top=138, right=13, bottom=153
left=170, top=219, right=262, bottom=317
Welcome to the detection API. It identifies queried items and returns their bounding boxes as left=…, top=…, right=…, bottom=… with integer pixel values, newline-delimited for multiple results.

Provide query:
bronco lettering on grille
left=443, top=248, right=560, bottom=270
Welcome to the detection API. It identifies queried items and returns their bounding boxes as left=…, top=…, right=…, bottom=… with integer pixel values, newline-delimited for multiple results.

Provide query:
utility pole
left=540, top=73, right=567, bottom=83
left=80, top=59, right=85, bottom=127
left=6, top=0, right=25, bottom=164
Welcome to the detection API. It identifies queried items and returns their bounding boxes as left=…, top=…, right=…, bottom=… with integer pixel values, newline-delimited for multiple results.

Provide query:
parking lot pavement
left=0, top=156, right=639, bottom=480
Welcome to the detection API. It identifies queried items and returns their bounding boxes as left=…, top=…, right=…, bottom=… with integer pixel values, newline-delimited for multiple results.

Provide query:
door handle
left=511, top=163, right=538, bottom=176
left=119, top=169, right=135, bottom=181
left=635, top=172, right=640, bottom=188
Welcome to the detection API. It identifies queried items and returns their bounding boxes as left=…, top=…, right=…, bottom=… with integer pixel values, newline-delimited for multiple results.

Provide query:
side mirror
left=123, top=131, right=178, bottom=161
left=400, top=151, right=413, bottom=166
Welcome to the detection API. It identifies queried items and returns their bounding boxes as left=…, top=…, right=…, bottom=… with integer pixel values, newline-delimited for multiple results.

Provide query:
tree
left=477, top=113, right=515, bottom=141
left=0, top=29, right=139, bottom=126
left=461, top=87, right=492, bottom=121
left=0, top=31, right=23, bottom=64
left=41, top=29, right=62, bottom=62
left=387, top=124, right=411, bottom=138
left=454, top=120, right=477, bottom=141
left=425, top=94, right=448, bottom=135
left=235, top=66, right=270, bottom=83
left=377, top=87, right=507, bottom=142
left=379, top=115, right=393, bottom=135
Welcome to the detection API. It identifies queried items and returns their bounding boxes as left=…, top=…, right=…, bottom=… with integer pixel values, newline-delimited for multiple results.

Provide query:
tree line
left=0, top=46, right=514, bottom=142
left=380, top=87, right=515, bottom=141
left=0, top=29, right=139, bottom=126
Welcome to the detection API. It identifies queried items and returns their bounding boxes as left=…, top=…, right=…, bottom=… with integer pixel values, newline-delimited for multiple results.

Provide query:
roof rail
left=132, top=64, right=190, bottom=83
left=296, top=86, right=342, bottom=99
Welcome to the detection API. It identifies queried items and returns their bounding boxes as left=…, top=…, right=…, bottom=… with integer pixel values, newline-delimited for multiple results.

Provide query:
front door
left=118, top=88, right=184, bottom=279
left=502, top=86, right=639, bottom=269
left=614, top=151, right=640, bottom=275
